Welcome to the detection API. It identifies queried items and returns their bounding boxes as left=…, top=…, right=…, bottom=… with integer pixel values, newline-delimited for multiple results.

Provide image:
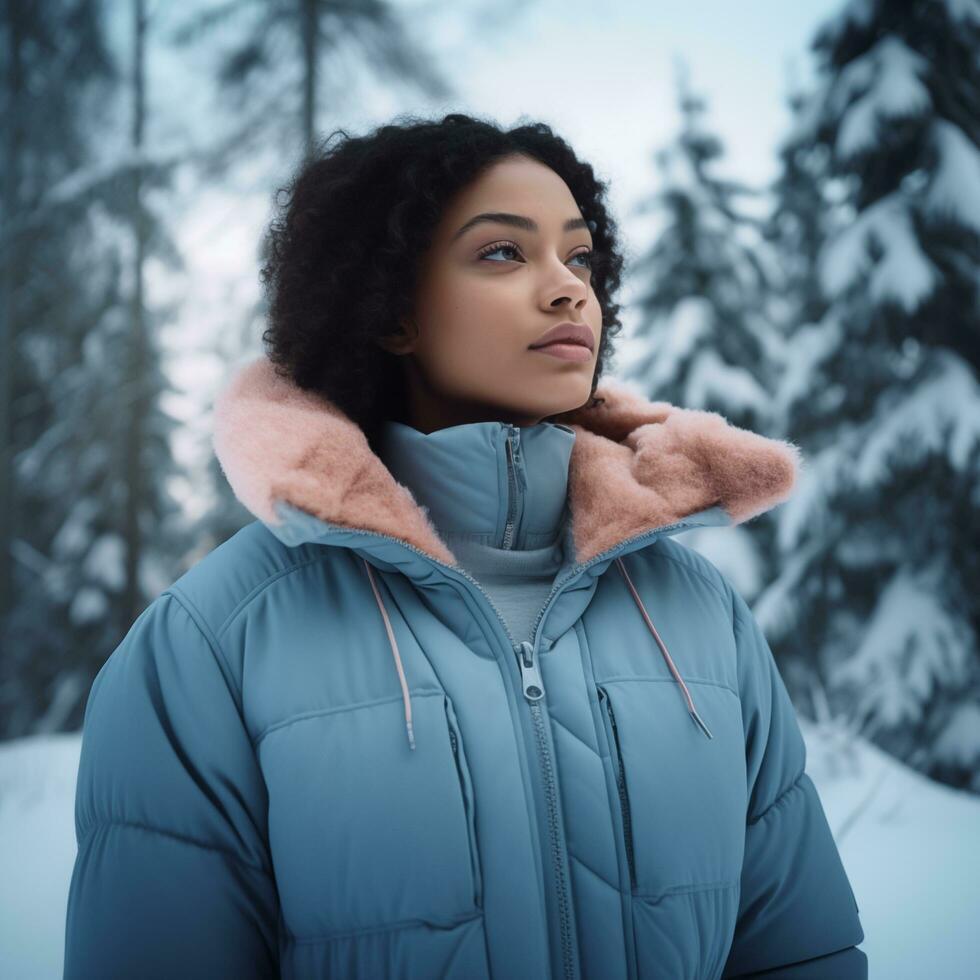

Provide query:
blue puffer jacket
left=64, top=356, right=866, bottom=980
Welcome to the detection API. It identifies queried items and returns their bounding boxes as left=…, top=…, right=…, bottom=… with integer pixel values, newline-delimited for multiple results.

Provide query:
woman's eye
left=477, top=242, right=594, bottom=269
left=478, top=242, right=522, bottom=262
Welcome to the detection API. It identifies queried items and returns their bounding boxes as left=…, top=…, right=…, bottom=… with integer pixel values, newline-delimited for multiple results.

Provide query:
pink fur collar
left=212, top=355, right=802, bottom=568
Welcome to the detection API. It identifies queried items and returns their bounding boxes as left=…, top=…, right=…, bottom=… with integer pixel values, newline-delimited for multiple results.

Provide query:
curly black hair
left=259, top=111, right=626, bottom=451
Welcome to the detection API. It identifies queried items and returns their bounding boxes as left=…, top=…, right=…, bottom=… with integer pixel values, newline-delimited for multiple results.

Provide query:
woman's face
left=379, top=154, right=604, bottom=432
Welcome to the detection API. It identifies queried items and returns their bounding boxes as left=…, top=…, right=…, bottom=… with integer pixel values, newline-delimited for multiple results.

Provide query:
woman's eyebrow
left=452, top=212, right=589, bottom=242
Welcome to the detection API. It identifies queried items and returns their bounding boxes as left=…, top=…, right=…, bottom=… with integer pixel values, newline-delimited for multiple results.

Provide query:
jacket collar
left=376, top=417, right=575, bottom=551
left=212, top=355, right=801, bottom=568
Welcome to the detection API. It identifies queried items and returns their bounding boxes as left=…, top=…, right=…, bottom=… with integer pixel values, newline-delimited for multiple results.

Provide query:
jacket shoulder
left=640, top=534, right=735, bottom=614
left=166, top=520, right=341, bottom=637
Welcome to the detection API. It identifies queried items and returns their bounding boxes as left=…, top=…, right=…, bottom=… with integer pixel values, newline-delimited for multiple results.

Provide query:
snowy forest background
left=2, top=0, right=980, bottom=974
left=5, top=0, right=976, bottom=794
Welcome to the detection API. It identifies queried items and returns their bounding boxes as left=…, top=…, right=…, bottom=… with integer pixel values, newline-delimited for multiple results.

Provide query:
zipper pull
left=511, top=429, right=527, bottom=492
left=517, top=640, right=545, bottom=702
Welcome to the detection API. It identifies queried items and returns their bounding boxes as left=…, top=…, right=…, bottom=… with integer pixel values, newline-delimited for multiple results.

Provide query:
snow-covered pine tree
left=753, top=83, right=847, bottom=705
left=764, top=84, right=838, bottom=381
left=762, top=0, right=980, bottom=792
left=762, top=87, right=838, bottom=528
left=1, top=0, right=122, bottom=736
left=623, top=64, right=787, bottom=598
left=625, top=64, right=781, bottom=434
left=1, top=0, right=188, bottom=737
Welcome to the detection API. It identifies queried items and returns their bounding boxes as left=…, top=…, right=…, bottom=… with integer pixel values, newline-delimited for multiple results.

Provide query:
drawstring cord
left=362, top=558, right=416, bottom=751
left=362, top=553, right=713, bottom=749
left=614, top=557, right=714, bottom=740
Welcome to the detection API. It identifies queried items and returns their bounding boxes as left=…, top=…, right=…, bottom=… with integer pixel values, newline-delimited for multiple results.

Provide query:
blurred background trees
left=764, top=0, right=980, bottom=792
left=1, top=0, right=184, bottom=736
left=2, top=0, right=977, bottom=793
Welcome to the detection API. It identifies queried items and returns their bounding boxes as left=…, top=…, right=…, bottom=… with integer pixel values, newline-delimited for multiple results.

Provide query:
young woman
left=64, top=113, right=866, bottom=980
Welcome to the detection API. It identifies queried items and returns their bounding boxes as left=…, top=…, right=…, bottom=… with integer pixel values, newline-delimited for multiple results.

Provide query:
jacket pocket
left=443, top=694, right=483, bottom=910
left=598, top=685, right=637, bottom=891
left=259, top=689, right=484, bottom=941
left=594, top=679, right=746, bottom=900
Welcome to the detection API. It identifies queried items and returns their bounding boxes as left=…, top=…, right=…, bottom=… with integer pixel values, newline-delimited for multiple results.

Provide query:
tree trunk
left=122, top=0, right=148, bottom=625
left=301, top=0, right=318, bottom=158
left=0, top=0, right=26, bottom=620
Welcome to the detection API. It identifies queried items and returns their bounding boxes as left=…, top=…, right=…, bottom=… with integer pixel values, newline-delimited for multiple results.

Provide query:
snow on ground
left=0, top=734, right=81, bottom=980
left=1, top=725, right=979, bottom=978
left=800, top=717, right=980, bottom=979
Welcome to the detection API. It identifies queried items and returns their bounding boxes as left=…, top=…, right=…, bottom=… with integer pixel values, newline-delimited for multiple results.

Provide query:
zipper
left=517, top=638, right=545, bottom=701
left=445, top=696, right=483, bottom=909
left=502, top=426, right=526, bottom=550
left=598, top=687, right=636, bottom=890
left=513, top=431, right=528, bottom=491
left=518, top=640, right=576, bottom=980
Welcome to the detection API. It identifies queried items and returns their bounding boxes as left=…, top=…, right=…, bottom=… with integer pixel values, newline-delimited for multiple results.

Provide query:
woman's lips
left=529, top=342, right=592, bottom=362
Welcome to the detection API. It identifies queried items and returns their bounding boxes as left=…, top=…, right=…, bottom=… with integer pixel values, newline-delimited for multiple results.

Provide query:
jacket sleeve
left=63, top=590, right=280, bottom=980
left=721, top=587, right=867, bottom=979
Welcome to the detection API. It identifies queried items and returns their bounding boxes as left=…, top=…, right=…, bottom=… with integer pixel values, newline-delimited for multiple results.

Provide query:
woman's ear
left=376, top=317, right=419, bottom=355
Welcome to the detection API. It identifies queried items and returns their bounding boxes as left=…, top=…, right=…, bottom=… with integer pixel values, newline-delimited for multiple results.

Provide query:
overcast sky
left=402, top=0, right=837, bottom=207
